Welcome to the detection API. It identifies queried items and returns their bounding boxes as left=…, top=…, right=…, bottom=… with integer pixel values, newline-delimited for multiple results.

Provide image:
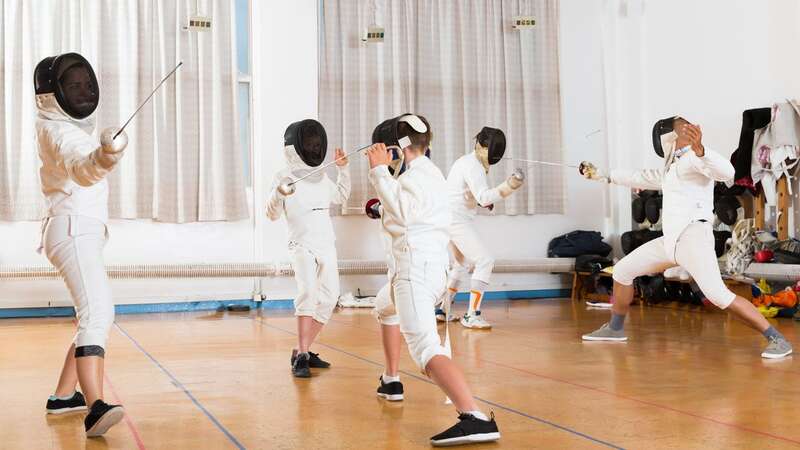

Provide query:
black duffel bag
left=548, top=230, right=612, bottom=257
left=620, top=229, right=663, bottom=255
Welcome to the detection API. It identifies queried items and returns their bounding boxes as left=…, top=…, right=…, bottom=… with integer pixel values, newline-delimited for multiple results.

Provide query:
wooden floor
left=2, top=299, right=800, bottom=449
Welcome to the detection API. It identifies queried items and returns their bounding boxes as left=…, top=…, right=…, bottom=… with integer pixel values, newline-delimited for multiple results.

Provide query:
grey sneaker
left=761, top=336, right=793, bottom=359
left=582, top=323, right=628, bottom=342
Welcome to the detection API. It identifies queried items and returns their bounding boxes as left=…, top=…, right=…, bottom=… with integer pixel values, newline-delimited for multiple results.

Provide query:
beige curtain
left=0, top=0, right=248, bottom=222
left=319, top=0, right=564, bottom=215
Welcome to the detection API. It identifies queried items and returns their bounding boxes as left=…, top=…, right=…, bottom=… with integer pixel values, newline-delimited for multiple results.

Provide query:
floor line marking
left=114, top=323, right=246, bottom=449
left=253, top=316, right=624, bottom=450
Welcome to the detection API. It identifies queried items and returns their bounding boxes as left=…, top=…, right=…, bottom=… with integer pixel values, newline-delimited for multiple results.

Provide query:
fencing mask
left=284, top=119, right=327, bottom=167
left=631, top=197, right=646, bottom=224
left=372, top=113, right=431, bottom=177
left=632, top=190, right=658, bottom=224
left=34, top=53, right=99, bottom=120
left=475, top=127, right=506, bottom=171
left=714, top=195, right=743, bottom=226
left=644, top=195, right=662, bottom=224
left=652, top=116, right=679, bottom=158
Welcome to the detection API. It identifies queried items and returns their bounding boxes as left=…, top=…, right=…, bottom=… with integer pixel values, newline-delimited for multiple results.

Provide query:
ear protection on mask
left=372, top=113, right=428, bottom=150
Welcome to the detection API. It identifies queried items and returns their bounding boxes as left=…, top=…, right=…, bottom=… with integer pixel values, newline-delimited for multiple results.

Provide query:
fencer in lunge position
left=267, top=119, right=350, bottom=377
left=34, top=53, right=128, bottom=436
left=437, top=127, right=525, bottom=329
left=581, top=116, right=793, bottom=359
left=367, top=113, right=500, bottom=446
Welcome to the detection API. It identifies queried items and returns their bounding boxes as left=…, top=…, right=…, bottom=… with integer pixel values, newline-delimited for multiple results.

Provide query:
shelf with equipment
left=571, top=270, right=753, bottom=311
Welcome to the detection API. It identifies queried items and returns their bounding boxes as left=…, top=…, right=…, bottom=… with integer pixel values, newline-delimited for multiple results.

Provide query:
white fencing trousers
left=43, top=215, right=114, bottom=348
left=289, top=243, right=340, bottom=324
left=447, top=222, right=495, bottom=288
left=612, top=222, right=736, bottom=309
left=373, top=257, right=450, bottom=370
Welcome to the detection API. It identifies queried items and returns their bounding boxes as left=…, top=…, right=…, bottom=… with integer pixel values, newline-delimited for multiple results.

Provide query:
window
left=236, top=0, right=252, bottom=188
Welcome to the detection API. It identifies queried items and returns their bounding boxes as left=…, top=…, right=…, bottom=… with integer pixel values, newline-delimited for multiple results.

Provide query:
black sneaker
left=308, top=352, right=331, bottom=368
left=84, top=400, right=125, bottom=437
left=430, top=412, right=500, bottom=447
left=291, top=349, right=331, bottom=369
left=292, top=352, right=311, bottom=378
left=376, top=377, right=404, bottom=401
left=46, top=391, right=88, bottom=415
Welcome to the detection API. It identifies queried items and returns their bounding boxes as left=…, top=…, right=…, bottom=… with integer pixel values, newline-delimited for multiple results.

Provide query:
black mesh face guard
left=284, top=119, right=327, bottom=167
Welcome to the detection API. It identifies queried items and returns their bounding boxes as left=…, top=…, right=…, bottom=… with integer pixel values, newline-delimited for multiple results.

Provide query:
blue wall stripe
left=453, top=288, right=571, bottom=301
left=0, top=307, right=76, bottom=318
left=0, top=288, right=570, bottom=319
left=114, top=299, right=295, bottom=315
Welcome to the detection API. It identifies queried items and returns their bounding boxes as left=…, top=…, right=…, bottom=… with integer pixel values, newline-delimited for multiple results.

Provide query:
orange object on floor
left=752, top=288, right=798, bottom=308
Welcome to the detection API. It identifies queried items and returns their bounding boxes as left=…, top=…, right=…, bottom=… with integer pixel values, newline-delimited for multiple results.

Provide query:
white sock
left=467, top=280, right=489, bottom=315
left=382, top=373, right=400, bottom=383
left=465, top=410, right=489, bottom=421
left=50, top=391, right=76, bottom=401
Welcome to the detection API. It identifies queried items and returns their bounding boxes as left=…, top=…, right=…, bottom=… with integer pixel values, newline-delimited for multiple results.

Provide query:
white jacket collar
left=35, top=93, right=96, bottom=134
left=661, top=131, right=678, bottom=168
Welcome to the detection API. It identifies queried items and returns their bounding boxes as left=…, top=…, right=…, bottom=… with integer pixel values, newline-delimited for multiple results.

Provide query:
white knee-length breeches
left=374, top=256, right=450, bottom=370
left=289, top=242, right=340, bottom=324
left=612, top=222, right=736, bottom=309
left=44, top=215, right=114, bottom=350
left=448, top=222, right=495, bottom=287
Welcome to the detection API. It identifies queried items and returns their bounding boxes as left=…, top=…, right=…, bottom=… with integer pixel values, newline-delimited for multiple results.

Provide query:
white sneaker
left=338, top=293, right=376, bottom=308
left=460, top=313, right=492, bottom=329
left=435, top=308, right=459, bottom=322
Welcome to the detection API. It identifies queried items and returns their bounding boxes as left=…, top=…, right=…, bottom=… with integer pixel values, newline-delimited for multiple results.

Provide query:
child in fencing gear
left=580, top=116, right=793, bottom=359
left=364, top=197, right=405, bottom=401
left=267, top=119, right=350, bottom=378
left=35, top=52, right=127, bottom=436
left=441, top=127, right=524, bottom=329
left=368, top=114, right=500, bottom=446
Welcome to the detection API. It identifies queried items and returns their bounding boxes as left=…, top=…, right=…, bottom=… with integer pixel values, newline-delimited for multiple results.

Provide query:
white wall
left=16, top=0, right=796, bottom=308
left=599, top=0, right=800, bottom=238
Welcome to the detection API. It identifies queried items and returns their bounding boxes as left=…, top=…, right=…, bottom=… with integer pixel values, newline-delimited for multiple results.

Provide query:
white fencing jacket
left=446, top=152, right=505, bottom=225
left=369, top=156, right=451, bottom=266
left=35, top=94, right=122, bottom=224
left=266, top=147, right=350, bottom=252
left=751, top=101, right=800, bottom=205
left=610, top=145, right=735, bottom=258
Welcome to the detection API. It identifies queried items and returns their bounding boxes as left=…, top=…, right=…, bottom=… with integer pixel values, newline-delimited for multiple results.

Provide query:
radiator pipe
left=0, top=258, right=577, bottom=281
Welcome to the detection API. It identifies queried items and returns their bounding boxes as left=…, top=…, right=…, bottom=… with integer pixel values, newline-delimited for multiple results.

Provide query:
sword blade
left=290, top=143, right=372, bottom=185
left=504, top=157, right=580, bottom=169
left=113, top=61, right=184, bottom=139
